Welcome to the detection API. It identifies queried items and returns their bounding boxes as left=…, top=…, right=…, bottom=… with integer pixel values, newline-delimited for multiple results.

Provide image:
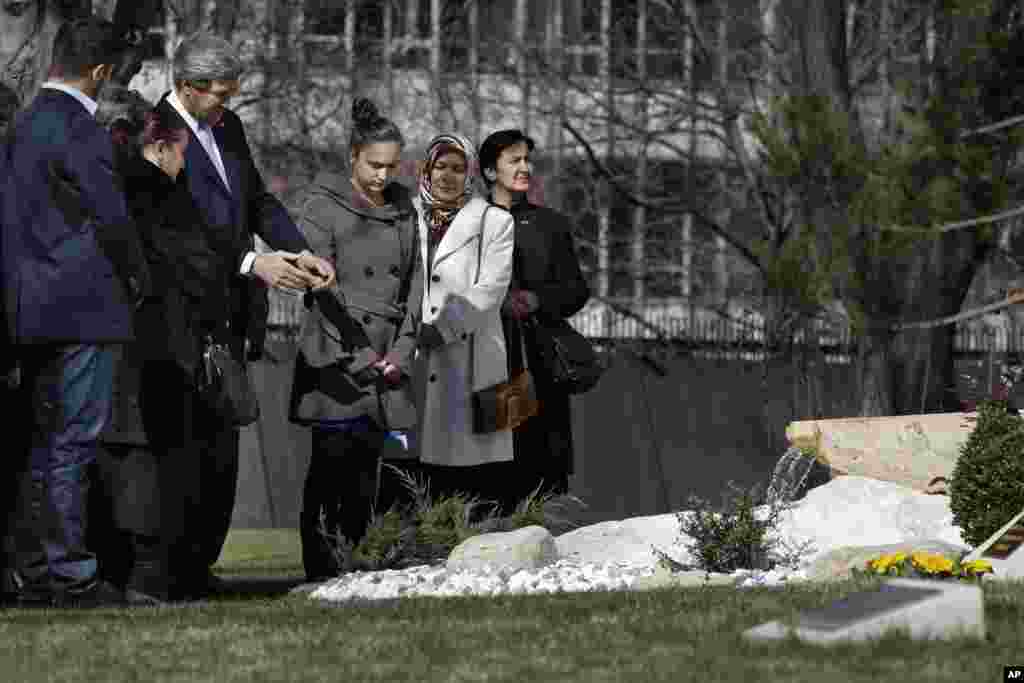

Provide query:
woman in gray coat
left=289, top=98, right=421, bottom=580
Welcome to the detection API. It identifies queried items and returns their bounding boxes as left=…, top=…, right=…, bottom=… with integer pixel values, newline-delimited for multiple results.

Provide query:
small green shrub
left=950, top=401, right=1024, bottom=546
left=413, top=493, right=491, bottom=562
left=321, top=465, right=573, bottom=574
left=675, top=481, right=788, bottom=573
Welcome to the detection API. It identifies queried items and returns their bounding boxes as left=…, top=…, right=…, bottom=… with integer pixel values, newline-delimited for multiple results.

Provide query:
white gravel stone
left=308, top=476, right=969, bottom=603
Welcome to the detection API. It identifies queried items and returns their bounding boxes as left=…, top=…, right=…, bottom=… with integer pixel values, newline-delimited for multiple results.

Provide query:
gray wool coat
left=288, top=174, right=422, bottom=432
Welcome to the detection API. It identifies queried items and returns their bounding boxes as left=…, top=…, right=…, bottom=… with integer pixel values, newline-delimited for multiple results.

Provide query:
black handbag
left=197, top=336, right=261, bottom=427
left=526, top=316, right=604, bottom=394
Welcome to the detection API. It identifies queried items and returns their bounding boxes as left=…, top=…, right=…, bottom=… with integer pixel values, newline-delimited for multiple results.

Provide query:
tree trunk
left=631, top=0, right=648, bottom=306
left=890, top=232, right=985, bottom=415
left=1, top=1, right=79, bottom=105
left=598, top=0, right=613, bottom=335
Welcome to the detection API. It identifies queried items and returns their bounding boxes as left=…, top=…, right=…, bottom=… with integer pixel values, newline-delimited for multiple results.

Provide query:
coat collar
left=310, top=172, right=413, bottom=223
left=158, top=93, right=235, bottom=199
left=419, top=196, right=502, bottom=270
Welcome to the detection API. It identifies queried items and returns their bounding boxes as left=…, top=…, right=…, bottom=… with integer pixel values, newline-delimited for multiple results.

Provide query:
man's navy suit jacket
left=2, top=88, right=148, bottom=346
left=154, top=94, right=309, bottom=353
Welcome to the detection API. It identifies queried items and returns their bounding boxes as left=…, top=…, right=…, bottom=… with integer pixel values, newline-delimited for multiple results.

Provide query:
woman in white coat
left=413, top=133, right=516, bottom=502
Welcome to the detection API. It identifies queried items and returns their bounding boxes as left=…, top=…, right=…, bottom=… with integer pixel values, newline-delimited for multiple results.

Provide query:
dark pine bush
left=950, top=401, right=1024, bottom=547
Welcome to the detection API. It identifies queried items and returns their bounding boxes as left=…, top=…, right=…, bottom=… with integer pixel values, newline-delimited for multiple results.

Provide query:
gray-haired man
left=149, top=33, right=334, bottom=597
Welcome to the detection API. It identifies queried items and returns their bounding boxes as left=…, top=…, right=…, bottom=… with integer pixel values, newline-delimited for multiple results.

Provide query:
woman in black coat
left=479, top=130, right=590, bottom=512
left=107, top=104, right=248, bottom=601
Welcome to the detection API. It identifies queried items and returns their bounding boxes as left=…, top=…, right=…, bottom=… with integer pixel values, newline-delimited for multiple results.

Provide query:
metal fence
left=266, top=292, right=1024, bottom=354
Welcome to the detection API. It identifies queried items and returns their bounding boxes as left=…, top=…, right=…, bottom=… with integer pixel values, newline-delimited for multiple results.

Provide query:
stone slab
left=743, top=578, right=985, bottom=644
left=786, top=412, right=977, bottom=492
left=963, top=507, right=1024, bottom=580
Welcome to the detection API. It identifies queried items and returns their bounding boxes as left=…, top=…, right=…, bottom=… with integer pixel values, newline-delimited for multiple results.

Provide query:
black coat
left=102, top=152, right=244, bottom=444
left=125, top=152, right=244, bottom=370
left=502, top=199, right=590, bottom=488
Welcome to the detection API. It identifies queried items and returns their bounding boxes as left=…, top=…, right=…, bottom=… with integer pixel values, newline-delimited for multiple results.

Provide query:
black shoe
left=124, top=586, right=165, bottom=607
left=56, top=579, right=130, bottom=609
left=126, top=558, right=171, bottom=603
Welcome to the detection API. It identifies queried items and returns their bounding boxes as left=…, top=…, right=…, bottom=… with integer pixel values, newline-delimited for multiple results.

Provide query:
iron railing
left=267, top=293, right=1024, bottom=354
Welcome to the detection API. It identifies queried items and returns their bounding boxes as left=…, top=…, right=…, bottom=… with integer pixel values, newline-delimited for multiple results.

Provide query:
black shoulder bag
left=197, top=332, right=261, bottom=427
left=524, top=315, right=604, bottom=395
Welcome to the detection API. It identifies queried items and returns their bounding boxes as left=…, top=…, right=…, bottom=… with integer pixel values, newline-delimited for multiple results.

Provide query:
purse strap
left=468, top=206, right=527, bottom=393
left=468, top=206, right=488, bottom=392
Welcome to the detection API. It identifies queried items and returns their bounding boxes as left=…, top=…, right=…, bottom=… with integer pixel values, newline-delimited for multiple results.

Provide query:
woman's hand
left=502, top=289, right=540, bottom=320
left=373, top=358, right=404, bottom=387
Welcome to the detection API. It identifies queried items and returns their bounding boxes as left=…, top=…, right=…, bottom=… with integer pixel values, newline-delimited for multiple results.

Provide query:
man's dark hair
left=478, top=129, right=536, bottom=186
left=49, top=17, right=126, bottom=79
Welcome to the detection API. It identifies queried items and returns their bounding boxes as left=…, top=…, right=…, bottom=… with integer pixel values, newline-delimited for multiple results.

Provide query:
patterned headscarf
left=419, top=132, right=479, bottom=244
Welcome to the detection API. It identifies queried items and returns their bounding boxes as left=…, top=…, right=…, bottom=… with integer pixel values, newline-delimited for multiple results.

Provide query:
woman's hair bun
left=352, top=97, right=380, bottom=127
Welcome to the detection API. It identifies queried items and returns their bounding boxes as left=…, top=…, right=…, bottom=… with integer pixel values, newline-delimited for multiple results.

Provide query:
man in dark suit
left=152, top=32, right=335, bottom=594
left=479, top=129, right=590, bottom=510
left=1, top=17, right=152, bottom=607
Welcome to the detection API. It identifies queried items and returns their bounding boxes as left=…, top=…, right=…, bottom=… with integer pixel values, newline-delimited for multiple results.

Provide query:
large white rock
left=774, top=476, right=967, bottom=563
left=447, top=526, right=558, bottom=573
left=554, top=513, right=688, bottom=566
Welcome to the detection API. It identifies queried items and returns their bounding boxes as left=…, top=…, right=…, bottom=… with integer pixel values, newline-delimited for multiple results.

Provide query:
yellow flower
left=960, top=559, right=994, bottom=576
left=910, top=552, right=954, bottom=575
left=868, top=552, right=908, bottom=575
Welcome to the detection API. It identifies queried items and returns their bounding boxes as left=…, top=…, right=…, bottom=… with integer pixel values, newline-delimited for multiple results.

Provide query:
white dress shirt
left=42, top=82, right=98, bottom=116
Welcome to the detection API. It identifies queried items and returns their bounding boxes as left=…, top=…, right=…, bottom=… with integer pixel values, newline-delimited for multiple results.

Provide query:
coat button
left=363, top=314, right=373, bottom=324
left=461, top=333, right=468, bottom=340
left=390, top=265, right=401, bottom=276
left=431, top=274, right=440, bottom=283
left=429, top=373, right=437, bottom=382
left=364, top=266, right=375, bottom=277
left=430, top=306, right=438, bottom=314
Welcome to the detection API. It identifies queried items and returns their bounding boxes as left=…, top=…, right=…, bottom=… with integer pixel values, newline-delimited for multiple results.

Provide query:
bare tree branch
left=894, top=290, right=1024, bottom=330
left=561, top=118, right=767, bottom=277
left=960, top=113, right=1024, bottom=139
left=886, top=203, right=1024, bottom=234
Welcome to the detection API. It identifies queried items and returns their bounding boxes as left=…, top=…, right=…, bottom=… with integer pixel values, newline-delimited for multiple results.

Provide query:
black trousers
left=300, top=426, right=419, bottom=579
left=0, top=367, right=29, bottom=594
left=138, top=360, right=238, bottom=596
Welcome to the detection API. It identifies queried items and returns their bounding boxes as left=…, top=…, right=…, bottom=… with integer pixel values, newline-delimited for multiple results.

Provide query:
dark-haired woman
left=289, top=98, right=422, bottom=581
left=479, top=129, right=590, bottom=511
left=108, top=108, right=250, bottom=601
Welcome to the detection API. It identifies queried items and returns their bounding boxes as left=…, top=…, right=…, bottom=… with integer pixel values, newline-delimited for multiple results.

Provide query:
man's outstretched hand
left=251, top=251, right=318, bottom=293
left=290, top=250, right=336, bottom=291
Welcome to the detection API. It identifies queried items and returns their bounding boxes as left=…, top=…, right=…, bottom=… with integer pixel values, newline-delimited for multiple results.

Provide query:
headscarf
left=418, top=132, right=479, bottom=244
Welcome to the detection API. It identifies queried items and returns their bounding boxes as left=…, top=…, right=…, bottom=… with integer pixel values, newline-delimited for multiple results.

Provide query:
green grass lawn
left=1, top=529, right=1022, bottom=683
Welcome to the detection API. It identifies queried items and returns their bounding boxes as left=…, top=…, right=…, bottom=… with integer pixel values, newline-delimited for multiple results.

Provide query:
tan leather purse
left=467, top=207, right=539, bottom=434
